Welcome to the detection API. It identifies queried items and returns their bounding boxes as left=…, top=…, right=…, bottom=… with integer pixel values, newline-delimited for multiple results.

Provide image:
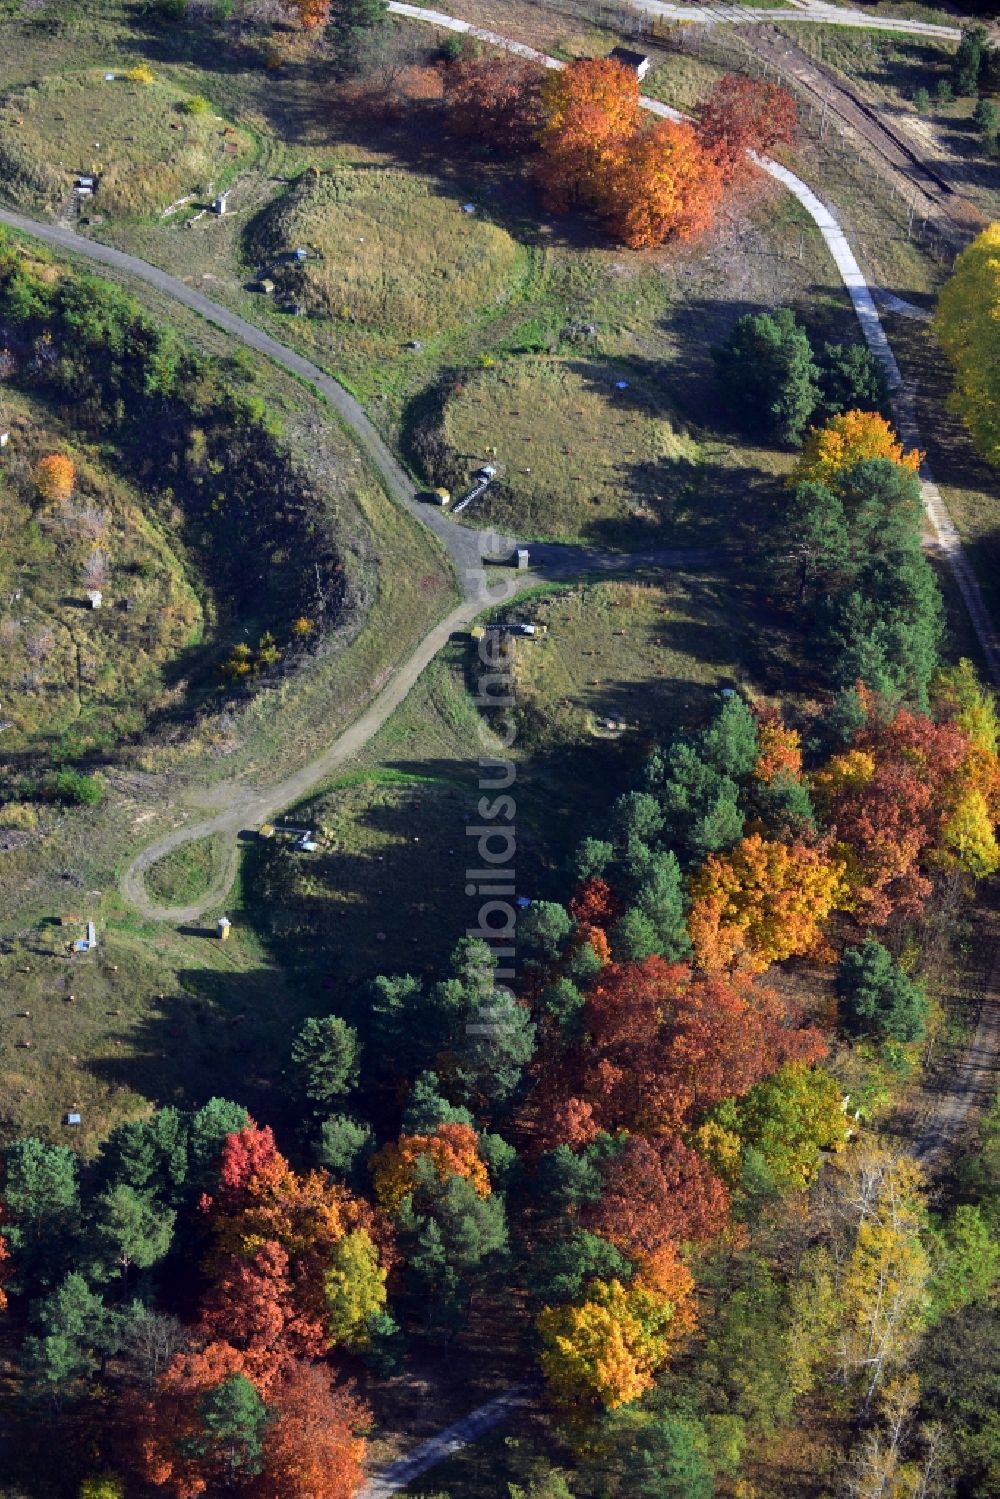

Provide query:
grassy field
left=145, top=832, right=226, bottom=906
left=440, top=356, right=701, bottom=543
left=0, top=388, right=205, bottom=759
left=0, top=66, right=252, bottom=218
left=0, top=904, right=308, bottom=1152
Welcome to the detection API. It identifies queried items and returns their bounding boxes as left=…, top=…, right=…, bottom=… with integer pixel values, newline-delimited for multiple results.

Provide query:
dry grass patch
left=501, top=577, right=744, bottom=750
left=250, top=168, right=523, bottom=338
left=441, top=356, right=700, bottom=543
left=0, top=69, right=251, bottom=217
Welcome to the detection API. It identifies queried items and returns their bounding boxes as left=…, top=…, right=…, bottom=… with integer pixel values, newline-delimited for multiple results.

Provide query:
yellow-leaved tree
left=536, top=1246, right=695, bottom=1412
left=687, top=834, right=845, bottom=973
left=324, top=1228, right=387, bottom=1349
left=934, top=222, right=1000, bottom=468
left=790, top=410, right=921, bottom=488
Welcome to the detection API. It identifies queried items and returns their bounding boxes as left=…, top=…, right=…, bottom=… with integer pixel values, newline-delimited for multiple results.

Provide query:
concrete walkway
left=356, top=1385, right=535, bottom=1499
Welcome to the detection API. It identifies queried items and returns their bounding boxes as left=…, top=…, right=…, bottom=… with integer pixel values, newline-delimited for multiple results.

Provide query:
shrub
left=181, top=95, right=211, bottom=116
left=35, top=453, right=76, bottom=503
left=0, top=802, right=37, bottom=831
left=51, top=768, right=104, bottom=807
left=913, top=87, right=930, bottom=112
left=125, top=65, right=155, bottom=85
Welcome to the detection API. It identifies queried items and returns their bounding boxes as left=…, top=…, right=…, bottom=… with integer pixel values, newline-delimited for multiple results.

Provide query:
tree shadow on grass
left=85, top=959, right=313, bottom=1136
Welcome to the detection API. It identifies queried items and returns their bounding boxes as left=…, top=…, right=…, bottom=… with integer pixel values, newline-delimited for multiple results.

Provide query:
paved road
left=389, top=0, right=962, bottom=41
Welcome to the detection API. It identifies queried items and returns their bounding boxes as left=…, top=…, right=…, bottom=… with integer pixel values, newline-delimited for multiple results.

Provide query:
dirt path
left=627, top=0, right=961, bottom=38
left=118, top=540, right=710, bottom=920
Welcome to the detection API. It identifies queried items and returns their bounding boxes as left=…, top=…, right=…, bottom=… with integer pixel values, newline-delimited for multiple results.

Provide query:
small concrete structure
left=515, top=548, right=530, bottom=571
left=0, top=432, right=9, bottom=448
left=256, top=278, right=275, bottom=296
left=212, top=192, right=229, bottom=216
left=73, top=921, right=97, bottom=953
left=258, top=823, right=276, bottom=839
left=295, top=837, right=319, bottom=853
left=608, top=46, right=652, bottom=79
left=64, top=1112, right=82, bottom=1127
left=217, top=916, right=232, bottom=941
left=293, top=247, right=308, bottom=261
left=86, top=589, right=103, bottom=609
left=432, top=487, right=451, bottom=507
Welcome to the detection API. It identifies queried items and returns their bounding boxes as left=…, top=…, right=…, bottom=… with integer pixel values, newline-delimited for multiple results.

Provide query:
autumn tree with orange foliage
left=129, top=1337, right=367, bottom=1499
left=131, top=1339, right=255, bottom=1497
left=34, top=453, right=76, bottom=503
left=536, top=59, right=724, bottom=248
left=199, top=1239, right=327, bottom=1376
left=536, top=1242, right=695, bottom=1412
left=536, top=58, right=640, bottom=213
left=791, top=410, right=922, bottom=488
left=290, top=0, right=330, bottom=26
left=687, top=833, right=845, bottom=974
left=200, top=1124, right=390, bottom=1359
left=370, top=1122, right=490, bottom=1213
left=252, top=1362, right=366, bottom=1499
left=812, top=690, right=1000, bottom=924
left=754, top=706, right=804, bottom=785
left=568, top=876, right=622, bottom=932
left=603, top=118, right=723, bottom=249
left=695, top=73, right=798, bottom=181
left=444, top=53, right=545, bottom=152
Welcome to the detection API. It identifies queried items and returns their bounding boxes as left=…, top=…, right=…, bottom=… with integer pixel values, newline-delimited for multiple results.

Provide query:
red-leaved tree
left=444, top=53, right=546, bottom=151
left=584, top=1134, right=730, bottom=1255
left=695, top=73, right=798, bottom=181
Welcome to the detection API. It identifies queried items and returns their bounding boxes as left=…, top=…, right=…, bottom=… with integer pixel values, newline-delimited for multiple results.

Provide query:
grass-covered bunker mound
left=493, top=578, right=745, bottom=750
left=422, top=356, right=700, bottom=543
left=0, top=403, right=203, bottom=757
left=0, top=236, right=349, bottom=759
left=248, top=167, right=523, bottom=338
left=0, top=68, right=251, bottom=217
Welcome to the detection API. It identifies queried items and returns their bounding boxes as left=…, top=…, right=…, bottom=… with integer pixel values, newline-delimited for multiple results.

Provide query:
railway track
left=745, top=25, right=988, bottom=243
